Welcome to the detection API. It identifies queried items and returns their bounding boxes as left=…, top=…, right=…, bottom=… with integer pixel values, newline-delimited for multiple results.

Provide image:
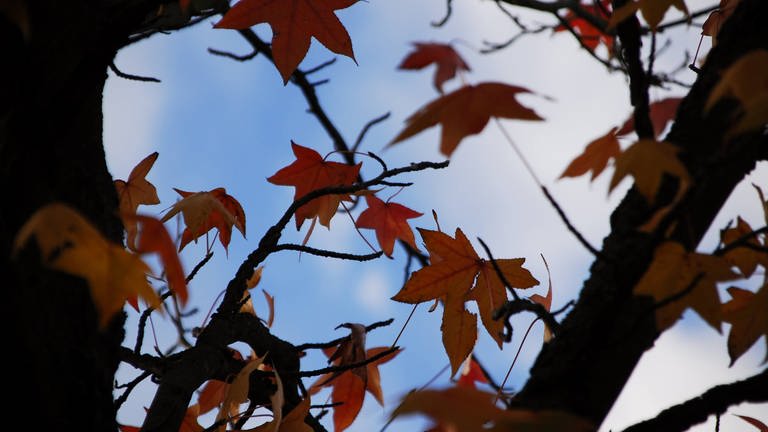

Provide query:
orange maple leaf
left=311, top=346, right=400, bottom=432
left=735, top=414, right=768, bottom=432
left=268, top=142, right=361, bottom=229
left=392, top=386, right=593, bottom=431
left=215, top=0, right=356, bottom=83
left=702, top=0, right=741, bottom=43
left=722, top=285, right=768, bottom=366
left=392, top=228, right=538, bottom=371
left=14, top=203, right=161, bottom=327
left=609, top=139, right=689, bottom=204
left=162, top=187, right=246, bottom=252
left=617, top=97, right=683, bottom=138
left=610, top=0, right=689, bottom=31
left=721, top=217, right=768, bottom=278
left=398, top=42, right=471, bottom=93
left=560, top=127, right=621, bottom=181
left=706, top=50, right=768, bottom=137
left=356, top=194, right=422, bottom=257
left=388, top=82, right=544, bottom=157
left=114, top=152, right=161, bottom=249
left=124, top=214, right=188, bottom=306
left=457, top=355, right=489, bottom=388
left=197, top=379, right=228, bottom=415
left=554, top=0, right=613, bottom=53
left=634, top=241, right=739, bottom=331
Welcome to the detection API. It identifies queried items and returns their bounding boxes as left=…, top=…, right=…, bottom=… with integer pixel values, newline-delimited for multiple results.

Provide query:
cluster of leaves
left=12, top=0, right=768, bottom=430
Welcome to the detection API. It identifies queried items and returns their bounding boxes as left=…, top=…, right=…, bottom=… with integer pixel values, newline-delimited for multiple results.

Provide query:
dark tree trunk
left=515, top=0, right=768, bottom=426
left=1, top=1, right=159, bottom=429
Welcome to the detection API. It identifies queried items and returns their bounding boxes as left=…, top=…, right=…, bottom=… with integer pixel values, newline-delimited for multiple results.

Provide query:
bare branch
left=622, top=369, right=768, bottom=432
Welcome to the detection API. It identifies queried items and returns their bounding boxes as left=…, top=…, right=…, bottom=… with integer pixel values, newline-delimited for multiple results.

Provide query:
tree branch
left=622, top=369, right=768, bottom=432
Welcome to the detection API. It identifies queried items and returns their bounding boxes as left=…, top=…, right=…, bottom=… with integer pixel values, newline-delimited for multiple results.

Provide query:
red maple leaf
left=554, top=0, right=613, bottom=52
left=617, top=97, right=682, bottom=138
left=398, top=42, right=471, bottom=93
left=356, top=194, right=422, bottom=257
left=268, top=142, right=361, bottom=229
left=163, top=187, right=246, bottom=252
left=215, top=0, right=357, bottom=83
left=389, top=82, right=544, bottom=157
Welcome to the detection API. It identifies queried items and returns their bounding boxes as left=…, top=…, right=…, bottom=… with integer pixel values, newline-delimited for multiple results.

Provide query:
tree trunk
left=515, top=0, right=768, bottom=426
left=1, top=1, right=158, bottom=429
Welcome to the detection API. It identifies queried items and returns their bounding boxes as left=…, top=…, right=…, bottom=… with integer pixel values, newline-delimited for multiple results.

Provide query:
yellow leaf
left=610, top=0, right=689, bottom=31
left=609, top=139, right=689, bottom=204
left=634, top=242, right=739, bottom=331
left=392, top=386, right=593, bottom=432
left=14, top=203, right=160, bottom=327
left=217, top=355, right=266, bottom=426
left=706, top=50, right=768, bottom=136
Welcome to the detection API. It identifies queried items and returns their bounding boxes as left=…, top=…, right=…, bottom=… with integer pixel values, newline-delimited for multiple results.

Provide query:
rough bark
left=515, top=0, right=768, bottom=426
left=1, top=1, right=161, bottom=429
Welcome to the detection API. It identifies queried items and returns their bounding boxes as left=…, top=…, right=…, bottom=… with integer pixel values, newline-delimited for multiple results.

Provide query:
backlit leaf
left=389, top=82, right=544, bottom=157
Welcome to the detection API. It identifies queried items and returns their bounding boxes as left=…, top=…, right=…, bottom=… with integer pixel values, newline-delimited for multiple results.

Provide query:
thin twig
left=432, top=0, right=454, bottom=27
left=304, top=58, right=337, bottom=75
left=391, top=304, right=418, bottom=348
left=494, top=318, right=538, bottom=404
left=274, top=243, right=382, bottom=261
left=477, top=238, right=521, bottom=302
left=114, top=371, right=151, bottom=410
left=109, top=61, right=161, bottom=82
left=208, top=47, right=258, bottom=61
left=296, top=319, right=395, bottom=351
left=294, top=347, right=399, bottom=377
left=352, top=112, right=391, bottom=153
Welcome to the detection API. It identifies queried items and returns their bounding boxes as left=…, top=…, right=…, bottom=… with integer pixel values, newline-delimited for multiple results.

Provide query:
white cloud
left=356, top=269, right=394, bottom=315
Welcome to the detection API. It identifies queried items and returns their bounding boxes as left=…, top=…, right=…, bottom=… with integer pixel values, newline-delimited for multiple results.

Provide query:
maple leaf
left=215, top=0, right=356, bottom=83
left=457, top=355, right=489, bottom=388
left=706, top=50, right=768, bottom=136
left=388, top=82, right=544, bottom=157
left=702, top=0, right=741, bottom=43
left=162, top=187, right=246, bottom=252
left=392, top=386, right=593, bottom=432
left=393, top=228, right=538, bottom=371
left=198, top=379, right=228, bottom=415
left=356, top=194, right=423, bottom=257
left=122, top=405, right=203, bottom=432
left=610, top=0, right=689, bottom=31
left=721, top=217, right=768, bottom=278
left=268, top=142, right=361, bottom=229
left=311, top=346, right=400, bottom=431
left=216, top=355, right=265, bottom=425
left=722, top=285, right=768, bottom=366
left=114, top=152, right=160, bottom=249
left=736, top=414, right=768, bottom=432
left=560, top=127, right=621, bottom=181
left=124, top=214, right=188, bottom=306
left=529, top=255, right=554, bottom=342
left=14, top=203, right=161, bottom=327
left=554, top=0, right=613, bottom=53
left=634, top=242, right=740, bottom=331
left=250, top=397, right=313, bottom=432
left=609, top=139, right=689, bottom=204
left=616, top=97, right=683, bottom=138
left=755, top=184, right=768, bottom=225
left=469, top=257, right=538, bottom=347
left=398, top=42, right=471, bottom=93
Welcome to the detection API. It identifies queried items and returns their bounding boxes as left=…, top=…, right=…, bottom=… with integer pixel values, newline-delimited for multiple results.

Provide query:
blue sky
left=104, top=0, right=767, bottom=430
